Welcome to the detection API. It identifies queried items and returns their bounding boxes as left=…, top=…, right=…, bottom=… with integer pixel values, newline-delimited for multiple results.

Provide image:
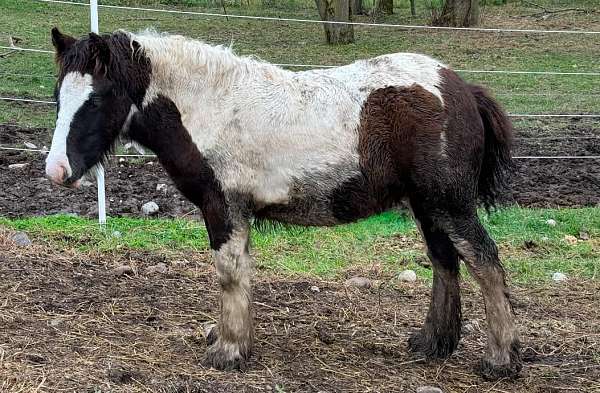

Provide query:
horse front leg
left=204, top=222, right=254, bottom=370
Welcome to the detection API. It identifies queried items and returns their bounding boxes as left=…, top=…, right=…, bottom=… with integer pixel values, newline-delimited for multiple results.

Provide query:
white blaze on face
left=46, top=72, right=94, bottom=185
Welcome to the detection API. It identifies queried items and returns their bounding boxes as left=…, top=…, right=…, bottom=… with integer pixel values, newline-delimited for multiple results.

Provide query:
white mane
left=129, top=29, right=289, bottom=104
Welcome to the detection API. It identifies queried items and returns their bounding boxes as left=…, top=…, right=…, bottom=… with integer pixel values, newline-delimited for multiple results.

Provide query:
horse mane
left=129, top=29, right=285, bottom=89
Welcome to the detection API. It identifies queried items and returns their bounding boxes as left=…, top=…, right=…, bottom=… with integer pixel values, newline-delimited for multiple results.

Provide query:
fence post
left=89, top=0, right=106, bottom=226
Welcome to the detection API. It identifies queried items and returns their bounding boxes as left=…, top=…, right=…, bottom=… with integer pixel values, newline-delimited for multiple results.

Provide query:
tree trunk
left=315, top=0, right=355, bottom=44
left=350, top=0, right=363, bottom=15
left=410, top=0, right=416, bottom=16
left=433, top=0, right=479, bottom=27
left=376, top=0, right=393, bottom=14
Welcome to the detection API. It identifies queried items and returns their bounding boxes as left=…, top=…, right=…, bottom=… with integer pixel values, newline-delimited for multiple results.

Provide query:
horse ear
left=51, top=27, right=75, bottom=57
left=88, top=32, right=110, bottom=75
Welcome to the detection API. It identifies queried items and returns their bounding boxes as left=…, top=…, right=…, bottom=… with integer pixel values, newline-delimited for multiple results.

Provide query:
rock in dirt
left=545, top=219, right=557, bottom=227
left=462, top=319, right=480, bottom=334
left=11, top=231, right=32, bottom=246
left=579, top=231, right=590, bottom=241
left=25, top=353, right=47, bottom=364
left=145, top=262, right=168, bottom=275
left=156, top=183, right=168, bottom=193
left=24, top=142, right=37, bottom=149
left=397, top=269, right=417, bottom=282
left=310, top=285, right=320, bottom=293
left=8, top=163, right=28, bottom=170
left=141, top=201, right=159, bottom=216
left=563, top=235, right=578, bottom=245
left=112, top=265, right=134, bottom=276
left=344, top=276, right=372, bottom=289
left=49, top=318, right=62, bottom=327
left=552, top=272, right=568, bottom=282
left=108, top=365, right=139, bottom=384
left=417, top=387, right=443, bottom=393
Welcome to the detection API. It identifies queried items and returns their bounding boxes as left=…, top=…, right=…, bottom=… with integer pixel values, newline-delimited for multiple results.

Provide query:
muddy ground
left=0, top=228, right=599, bottom=392
left=1, top=118, right=599, bottom=218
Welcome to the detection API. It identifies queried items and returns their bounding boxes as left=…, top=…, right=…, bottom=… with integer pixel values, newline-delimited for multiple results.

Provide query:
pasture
left=1, top=0, right=599, bottom=392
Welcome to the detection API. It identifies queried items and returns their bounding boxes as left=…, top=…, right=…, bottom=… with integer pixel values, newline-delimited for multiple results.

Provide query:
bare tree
left=376, top=0, right=393, bottom=14
left=315, top=0, right=355, bottom=44
left=350, top=0, right=364, bottom=15
left=432, top=0, right=479, bottom=27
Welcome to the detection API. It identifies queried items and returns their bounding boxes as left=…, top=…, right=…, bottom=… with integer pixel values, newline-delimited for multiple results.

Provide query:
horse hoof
left=203, top=340, right=248, bottom=371
left=408, top=330, right=459, bottom=359
left=477, top=358, right=522, bottom=380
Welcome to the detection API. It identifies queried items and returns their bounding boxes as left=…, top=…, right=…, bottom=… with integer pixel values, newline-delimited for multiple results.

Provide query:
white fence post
left=90, top=0, right=106, bottom=226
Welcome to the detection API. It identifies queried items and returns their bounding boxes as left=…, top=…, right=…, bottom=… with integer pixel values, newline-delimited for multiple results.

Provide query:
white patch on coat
left=46, top=72, right=94, bottom=178
left=132, top=31, right=446, bottom=207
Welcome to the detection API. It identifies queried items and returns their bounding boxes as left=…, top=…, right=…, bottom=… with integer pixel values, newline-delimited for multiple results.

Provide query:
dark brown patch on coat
left=128, top=95, right=233, bottom=250
left=331, top=84, right=446, bottom=223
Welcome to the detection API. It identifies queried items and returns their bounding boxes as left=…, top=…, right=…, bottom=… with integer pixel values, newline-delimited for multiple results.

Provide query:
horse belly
left=255, top=169, right=396, bottom=226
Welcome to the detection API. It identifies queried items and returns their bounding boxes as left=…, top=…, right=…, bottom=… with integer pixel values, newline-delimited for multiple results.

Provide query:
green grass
left=2, top=207, right=598, bottom=283
left=1, top=0, right=599, bottom=126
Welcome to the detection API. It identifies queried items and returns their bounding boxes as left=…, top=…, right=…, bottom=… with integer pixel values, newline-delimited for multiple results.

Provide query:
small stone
left=462, top=319, right=480, bottom=334
left=80, top=179, right=93, bottom=187
left=552, top=272, right=568, bottom=282
left=145, top=262, right=168, bottom=274
left=417, top=387, right=443, bottom=393
left=397, top=269, right=417, bottom=282
left=112, top=265, right=134, bottom=276
left=545, top=219, right=557, bottom=227
left=156, top=183, right=167, bottom=193
left=119, top=157, right=126, bottom=163
left=112, top=231, right=122, bottom=238
left=49, top=318, right=61, bottom=327
left=579, top=231, right=590, bottom=241
left=141, top=201, right=159, bottom=216
left=8, top=163, right=28, bottom=170
left=564, top=235, right=578, bottom=245
left=24, top=142, right=37, bottom=149
left=344, top=276, right=372, bottom=289
left=310, top=285, right=320, bottom=293
left=11, top=231, right=32, bottom=246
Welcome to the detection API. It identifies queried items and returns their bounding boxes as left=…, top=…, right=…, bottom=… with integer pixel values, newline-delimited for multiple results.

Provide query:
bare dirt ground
left=1, top=229, right=599, bottom=393
left=0, top=118, right=599, bottom=218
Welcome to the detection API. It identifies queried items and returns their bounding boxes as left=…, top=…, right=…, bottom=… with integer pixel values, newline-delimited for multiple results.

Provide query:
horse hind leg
left=407, top=199, right=462, bottom=358
left=446, top=210, right=522, bottom=380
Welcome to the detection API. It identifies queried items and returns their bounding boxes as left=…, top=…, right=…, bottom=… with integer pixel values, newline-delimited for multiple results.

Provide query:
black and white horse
left=46, top=28, right=521, bottom=379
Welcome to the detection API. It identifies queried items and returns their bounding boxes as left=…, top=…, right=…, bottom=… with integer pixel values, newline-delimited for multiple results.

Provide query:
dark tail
left=470, top=85, right=515, bottom=210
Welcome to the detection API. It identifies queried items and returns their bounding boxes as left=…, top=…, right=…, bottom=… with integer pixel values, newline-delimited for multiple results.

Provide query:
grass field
left=1, top=0, right=600, bottom=127
left=2, top=207, right=598, bottom=284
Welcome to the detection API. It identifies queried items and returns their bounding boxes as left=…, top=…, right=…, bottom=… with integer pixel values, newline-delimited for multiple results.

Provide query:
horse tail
left=470, top=84, right=515, bottom=210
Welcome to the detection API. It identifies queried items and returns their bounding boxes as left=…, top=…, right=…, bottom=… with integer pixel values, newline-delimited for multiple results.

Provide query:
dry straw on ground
left=0, top=228, right=599, bottom=392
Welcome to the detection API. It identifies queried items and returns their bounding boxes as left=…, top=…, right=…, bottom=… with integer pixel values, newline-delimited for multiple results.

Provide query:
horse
left=45, top=27, right=521, bottom=380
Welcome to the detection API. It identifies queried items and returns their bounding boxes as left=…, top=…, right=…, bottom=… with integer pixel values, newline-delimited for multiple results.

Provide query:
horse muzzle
left=45, top=155, right=80, bottom=188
